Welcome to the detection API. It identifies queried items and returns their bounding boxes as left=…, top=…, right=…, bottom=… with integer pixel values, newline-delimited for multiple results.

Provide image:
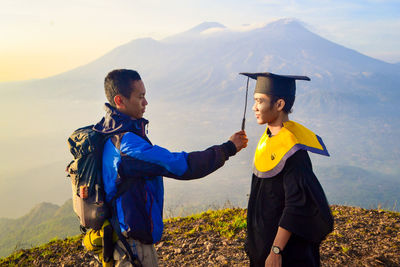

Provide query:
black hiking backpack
left=66, top=125, right=111, bottom=231
left=67, top=125, right=143, bottom=266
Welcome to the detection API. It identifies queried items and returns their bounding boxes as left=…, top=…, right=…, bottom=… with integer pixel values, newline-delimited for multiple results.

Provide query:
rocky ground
left=1, top=205, right=399, bottom=266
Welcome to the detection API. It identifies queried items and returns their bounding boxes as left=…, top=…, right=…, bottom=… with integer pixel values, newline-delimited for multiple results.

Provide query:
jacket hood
left=93, top=103, right=149, bottom=135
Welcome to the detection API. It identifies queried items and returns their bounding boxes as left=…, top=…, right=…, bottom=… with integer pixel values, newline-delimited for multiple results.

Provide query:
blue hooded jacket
left=93, top=103, right=237, bottom=243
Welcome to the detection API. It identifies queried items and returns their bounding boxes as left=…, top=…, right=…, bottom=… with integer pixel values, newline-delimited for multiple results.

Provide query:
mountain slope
left=0, top=162, right=399, bottom=259
left=317, top=165, right=400, bottom=210
left=0, top=200, right=80, bottom=258
left=1, top=206, right=399, bottom=266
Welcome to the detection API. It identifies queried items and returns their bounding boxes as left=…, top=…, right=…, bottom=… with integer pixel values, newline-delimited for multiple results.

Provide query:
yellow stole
left=253, top=121, right=329, bottom=178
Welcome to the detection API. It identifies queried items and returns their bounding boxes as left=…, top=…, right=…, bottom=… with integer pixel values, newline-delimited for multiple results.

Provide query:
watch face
left=272, top=246, right=281, bottom=254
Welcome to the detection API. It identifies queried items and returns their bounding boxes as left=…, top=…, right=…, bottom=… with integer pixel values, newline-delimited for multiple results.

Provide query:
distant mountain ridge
left=317, top=165, right=400, bottom=210
left=181, top=21, right=226, bottom=34
left=0, top=200, right=79, bottom=258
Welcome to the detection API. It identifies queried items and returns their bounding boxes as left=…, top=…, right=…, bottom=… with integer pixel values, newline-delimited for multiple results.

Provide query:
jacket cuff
left=222, top=140, right=237, bottom=158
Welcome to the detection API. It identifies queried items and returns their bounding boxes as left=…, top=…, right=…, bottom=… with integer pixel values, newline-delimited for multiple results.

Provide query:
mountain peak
left=186, top=22, right=226, bottom=33
left=264, top=18, right=307, bottom=31
left=162, top=21, right=226, bottom=42
left=29, top=202, right=59, bottom=214
left=21, top=202, right=60, bottom=225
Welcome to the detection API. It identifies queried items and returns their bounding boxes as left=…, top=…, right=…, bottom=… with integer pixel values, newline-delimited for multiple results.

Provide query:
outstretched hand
left=229, top=130, right=248, bottom=152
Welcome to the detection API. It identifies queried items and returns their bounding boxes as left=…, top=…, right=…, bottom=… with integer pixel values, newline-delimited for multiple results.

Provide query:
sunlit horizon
left=1, top=0, right=400, bottom=82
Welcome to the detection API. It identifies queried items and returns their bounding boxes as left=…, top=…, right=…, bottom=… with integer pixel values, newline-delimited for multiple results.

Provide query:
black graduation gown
left=245, top=150, right=333, bottom=267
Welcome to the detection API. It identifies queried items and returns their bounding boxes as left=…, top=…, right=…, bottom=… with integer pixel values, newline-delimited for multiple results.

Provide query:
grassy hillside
left=1, top=206, right=399, bottom=266
left=1, top=163, right=399, bottom=259
left=0, top=200, right=80, bottom=258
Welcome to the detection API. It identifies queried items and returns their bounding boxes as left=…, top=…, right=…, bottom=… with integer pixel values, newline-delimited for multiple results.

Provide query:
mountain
left=0, top=200, right=80, bottom=258
left=0, top=18, right=399, bottom=218
left=163, top=21, right=226, bottom=42
left=316, top=165, right=400, bottom=210
left=1, top=206, right=400, bottom=266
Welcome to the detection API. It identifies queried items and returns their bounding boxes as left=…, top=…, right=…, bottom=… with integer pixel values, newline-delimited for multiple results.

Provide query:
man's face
left=252, top=93, right=279, bottom=125
left=121, top=80, right=148, bottom=119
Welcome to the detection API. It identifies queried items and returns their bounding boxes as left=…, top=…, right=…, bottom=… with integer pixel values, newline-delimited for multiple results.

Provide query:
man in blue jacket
left=93, top=69, right=248, bottom=267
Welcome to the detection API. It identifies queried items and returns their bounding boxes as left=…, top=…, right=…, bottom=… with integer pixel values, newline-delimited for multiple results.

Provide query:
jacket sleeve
left=118, top=132, right=237, bottom=180
left=278, top=150, right=334, bottom=243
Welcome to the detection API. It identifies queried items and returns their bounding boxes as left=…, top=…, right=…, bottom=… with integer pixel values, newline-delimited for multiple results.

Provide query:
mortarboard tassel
left=241, top=76, right=250, bottom=131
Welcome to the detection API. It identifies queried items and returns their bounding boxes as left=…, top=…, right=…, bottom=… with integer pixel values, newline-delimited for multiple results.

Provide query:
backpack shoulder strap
left=109, top=205, right=142, bottom=267
left=108, top=131, right=142, bottom=267
left=110, top=132, right=126, bottom=150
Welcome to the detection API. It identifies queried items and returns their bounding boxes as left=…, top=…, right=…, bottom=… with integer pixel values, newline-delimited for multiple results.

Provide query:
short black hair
left=270, top=94, right=295, bottom=114
left=104, top=69, right=141, bottom=107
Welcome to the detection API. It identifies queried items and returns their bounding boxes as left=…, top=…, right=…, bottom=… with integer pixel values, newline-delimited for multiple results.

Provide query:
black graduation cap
left=238, top=72, right=310, bottom=130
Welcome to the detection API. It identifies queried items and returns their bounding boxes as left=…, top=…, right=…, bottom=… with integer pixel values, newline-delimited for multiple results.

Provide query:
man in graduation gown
left=240, top=72, right=334, bottom=267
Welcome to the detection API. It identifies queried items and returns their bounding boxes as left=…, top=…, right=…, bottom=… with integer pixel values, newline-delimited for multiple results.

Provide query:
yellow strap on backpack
left=83, top=220, right=119, bottom=267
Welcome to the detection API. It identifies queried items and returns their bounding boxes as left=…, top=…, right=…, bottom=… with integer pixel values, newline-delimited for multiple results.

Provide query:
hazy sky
left=1, top=0, right=399, bottom=82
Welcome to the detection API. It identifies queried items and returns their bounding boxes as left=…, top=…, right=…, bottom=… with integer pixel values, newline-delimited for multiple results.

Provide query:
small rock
left=216, top=255, right=226, bottom=262
left=174, top=248, right=182, bottom=254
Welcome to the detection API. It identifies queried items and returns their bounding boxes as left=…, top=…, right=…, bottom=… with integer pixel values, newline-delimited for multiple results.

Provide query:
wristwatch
left=271, top=245, right=282, bottom=254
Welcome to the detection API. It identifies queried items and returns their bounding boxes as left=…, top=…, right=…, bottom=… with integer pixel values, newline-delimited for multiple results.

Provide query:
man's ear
left=114, top=95, right=124, bottom=108
left=276, top=99, right=286, bottom=112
